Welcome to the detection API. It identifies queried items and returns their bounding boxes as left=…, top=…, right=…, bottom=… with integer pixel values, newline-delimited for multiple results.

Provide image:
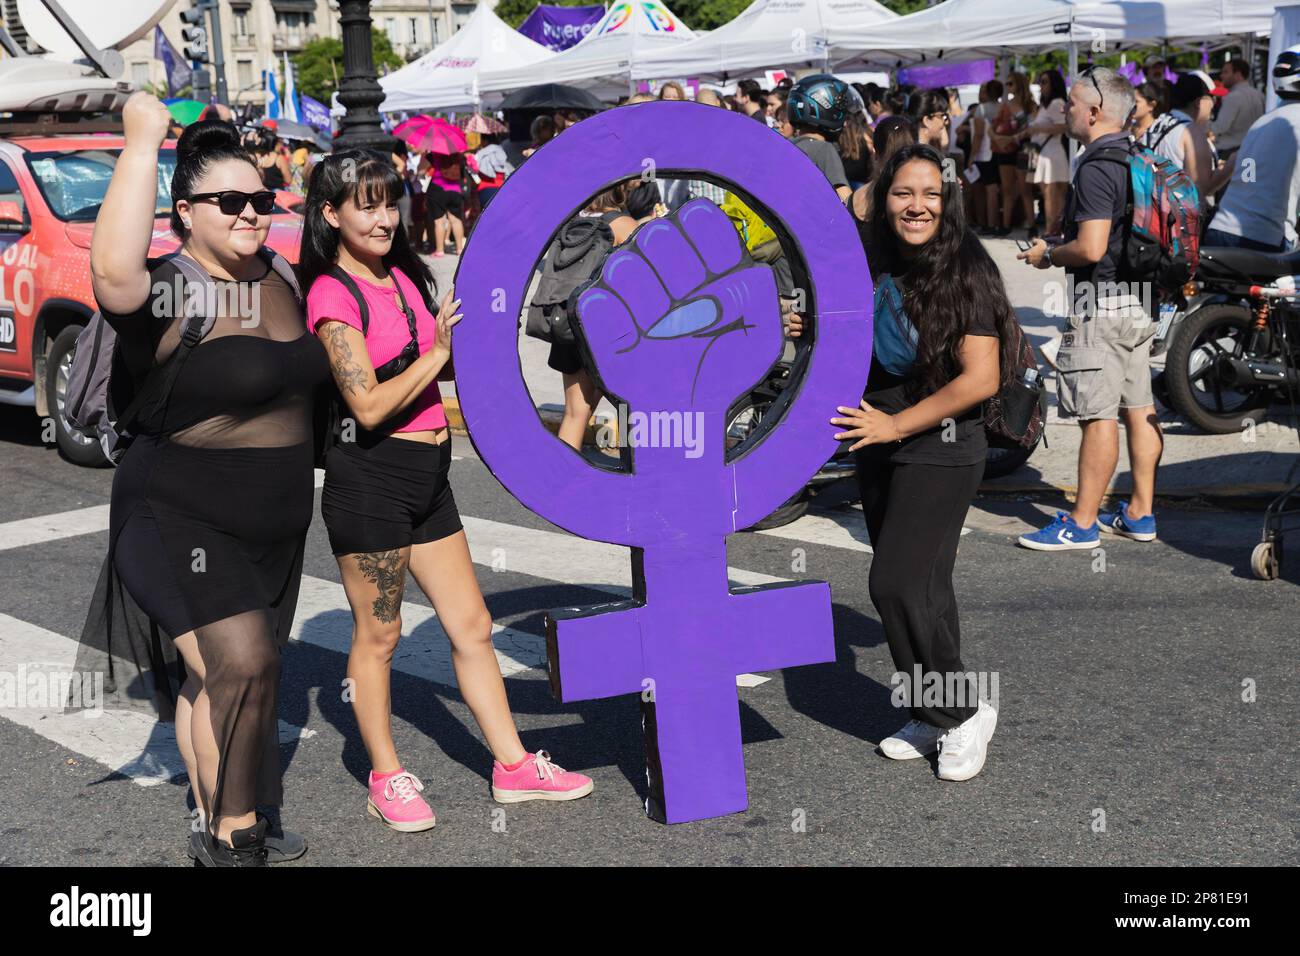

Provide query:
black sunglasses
left=188, top=189, right=277, bottom=216
left=1081, top=65, right=1104, bottom=108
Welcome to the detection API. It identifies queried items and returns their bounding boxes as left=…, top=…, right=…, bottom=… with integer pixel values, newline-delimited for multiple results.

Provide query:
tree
left=292, top=29, right=404, bottom=105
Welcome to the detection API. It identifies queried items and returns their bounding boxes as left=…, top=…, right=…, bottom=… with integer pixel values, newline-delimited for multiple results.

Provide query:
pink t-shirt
left=306, top=266, right=448, bottom=432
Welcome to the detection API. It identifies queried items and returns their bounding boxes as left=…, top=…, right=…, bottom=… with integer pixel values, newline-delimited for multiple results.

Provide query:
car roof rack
left=1, top=111, right=124, bottom=138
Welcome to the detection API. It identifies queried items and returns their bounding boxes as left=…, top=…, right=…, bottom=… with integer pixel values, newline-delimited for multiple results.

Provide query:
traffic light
left=180, top=2, right=209, bottom=64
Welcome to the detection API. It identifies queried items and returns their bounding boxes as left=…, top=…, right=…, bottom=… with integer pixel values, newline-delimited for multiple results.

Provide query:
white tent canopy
left=829, top=0, right=1282, bottom=67
left=480, top=0, right=698, bottom=96
left=631, top=0, right=897, bottom=80
left=378, top=4, right=553, bottom=112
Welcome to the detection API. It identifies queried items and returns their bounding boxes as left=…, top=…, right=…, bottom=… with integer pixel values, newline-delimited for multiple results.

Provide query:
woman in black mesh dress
left=88, top=92, right=329, bottom=866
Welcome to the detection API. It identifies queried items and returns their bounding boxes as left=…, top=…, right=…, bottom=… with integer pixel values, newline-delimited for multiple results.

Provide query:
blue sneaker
left=1098, top=501, right=1158, bottom=542
left=1017, top=511, right=1100, bottom=551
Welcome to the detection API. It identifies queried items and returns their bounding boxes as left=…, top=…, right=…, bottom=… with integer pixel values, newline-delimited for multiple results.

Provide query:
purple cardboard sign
left=454, top=101, right=872, bottom=824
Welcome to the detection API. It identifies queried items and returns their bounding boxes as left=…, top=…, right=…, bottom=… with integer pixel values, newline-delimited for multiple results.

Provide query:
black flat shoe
left=192, top=818, right=268, bottom=868
left=186, top=807, right=305, bottom=863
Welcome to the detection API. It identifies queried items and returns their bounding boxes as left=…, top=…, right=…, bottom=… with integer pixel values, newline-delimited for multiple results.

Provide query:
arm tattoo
left=321, top=322, right=371, bottom=397
left=354, top=550, right=407, bottom=624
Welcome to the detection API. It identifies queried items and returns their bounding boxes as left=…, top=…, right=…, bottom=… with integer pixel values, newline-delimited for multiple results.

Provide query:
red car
left=0, top=134, right=304, bottom=465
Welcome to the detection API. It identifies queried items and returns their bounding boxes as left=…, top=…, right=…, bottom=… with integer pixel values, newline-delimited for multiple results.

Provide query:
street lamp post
left=334, top=0, right=394, bottom=152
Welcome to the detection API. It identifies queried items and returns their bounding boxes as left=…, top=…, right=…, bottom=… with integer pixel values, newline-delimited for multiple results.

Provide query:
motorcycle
left=1158, top=246, right=1300, bottom=434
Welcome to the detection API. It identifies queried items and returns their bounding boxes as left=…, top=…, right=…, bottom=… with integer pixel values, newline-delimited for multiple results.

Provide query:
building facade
left=1, top=0, right=491, bottom=109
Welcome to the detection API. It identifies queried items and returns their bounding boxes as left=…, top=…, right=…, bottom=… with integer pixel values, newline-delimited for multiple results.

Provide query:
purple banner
left=518, top=4, right=605, bottom=52
left=153, top=25, right=191, bottom=96
left=299, top=93, right=332, bottom=133
left=898, top=58, right=994, bottom=89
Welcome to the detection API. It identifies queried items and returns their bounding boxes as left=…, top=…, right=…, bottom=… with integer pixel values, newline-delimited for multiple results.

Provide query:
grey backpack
left=524, top=217, right=615, bottom=345
left=66, top=248, right=299, bottom=464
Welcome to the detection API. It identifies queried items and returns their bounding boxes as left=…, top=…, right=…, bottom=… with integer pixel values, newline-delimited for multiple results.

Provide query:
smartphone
left=1015, top=239, right=1033, bottom=252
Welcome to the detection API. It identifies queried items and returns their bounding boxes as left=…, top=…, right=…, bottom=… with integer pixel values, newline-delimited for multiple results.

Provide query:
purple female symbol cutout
left=454, top=101, right=873, bottom=824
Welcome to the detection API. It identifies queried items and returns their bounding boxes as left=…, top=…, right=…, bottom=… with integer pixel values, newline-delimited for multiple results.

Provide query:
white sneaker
left=879, top=719, right=943, bottom=760
left=936, top=701, right=998, bottom=781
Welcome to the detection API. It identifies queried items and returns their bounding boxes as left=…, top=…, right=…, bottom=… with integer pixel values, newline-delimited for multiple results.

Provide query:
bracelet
left=891, top=417, right=903, bottom=443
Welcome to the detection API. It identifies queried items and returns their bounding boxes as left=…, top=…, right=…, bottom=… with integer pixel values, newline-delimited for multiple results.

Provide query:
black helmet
left=787, top=74, right=858, bottom=134
left=1275, top=44, right=1300, bottom=96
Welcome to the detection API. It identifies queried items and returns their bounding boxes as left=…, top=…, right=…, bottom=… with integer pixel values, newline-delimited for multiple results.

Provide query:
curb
left=442, top=397, right=617, bottom=446
left=445, top=399, right=1289, bottom=506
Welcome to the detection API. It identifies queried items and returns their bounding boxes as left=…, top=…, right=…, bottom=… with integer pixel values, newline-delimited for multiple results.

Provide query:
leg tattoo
left=354, top=550, right=407, bottom=624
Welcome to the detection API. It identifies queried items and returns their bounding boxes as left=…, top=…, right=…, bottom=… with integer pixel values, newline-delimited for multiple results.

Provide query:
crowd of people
left=75, top=41, right=1300, bottom=864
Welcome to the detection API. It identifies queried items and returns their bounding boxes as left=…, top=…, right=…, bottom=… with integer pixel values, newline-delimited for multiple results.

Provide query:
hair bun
left=176, top=119, right=243, bottom=164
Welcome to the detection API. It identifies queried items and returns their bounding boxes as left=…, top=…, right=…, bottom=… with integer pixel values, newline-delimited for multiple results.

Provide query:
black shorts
left=547, top=340, right=585, bottom=375
left=321, top=433, right=462, bottom=556
left=425, top=186, right=464, bottom=221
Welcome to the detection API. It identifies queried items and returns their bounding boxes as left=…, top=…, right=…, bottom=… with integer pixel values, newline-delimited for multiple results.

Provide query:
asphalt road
left=0, top=403, right=1296, bottom=867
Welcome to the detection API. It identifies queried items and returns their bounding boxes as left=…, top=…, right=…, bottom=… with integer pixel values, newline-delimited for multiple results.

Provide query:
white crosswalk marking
left=459, top=515, right=786, bottom=589
left=0, top=493, right=870, bottom=787
left=290, top=575, right=547, bottom=685
left=0, top=613, right=309, bottom=787
left=0, top=505, right=111, bottom=552
left=757, top=511, right=872, bottom=553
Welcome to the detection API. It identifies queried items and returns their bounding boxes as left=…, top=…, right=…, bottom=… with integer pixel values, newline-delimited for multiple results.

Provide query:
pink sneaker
left=432, top=250, right=446, bottom=258
left=491, top=750, right=594, bottom=803
left=366, top=769, right=437, bottom=832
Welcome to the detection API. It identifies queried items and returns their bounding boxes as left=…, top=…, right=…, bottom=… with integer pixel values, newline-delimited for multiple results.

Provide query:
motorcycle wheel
left=745, top=492, right=811, bottom=531
left=1165, top=302, right=1274, bottom=434
left=726, top=395, right=811, bottom=530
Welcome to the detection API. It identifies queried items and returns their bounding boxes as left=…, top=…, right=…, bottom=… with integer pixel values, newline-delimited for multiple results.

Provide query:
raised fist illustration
left=574, top=198, right=783, bottom=414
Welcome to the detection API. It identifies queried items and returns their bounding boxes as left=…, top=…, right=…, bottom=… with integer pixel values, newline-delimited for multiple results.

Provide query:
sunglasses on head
left=188, top=189, right=277, bottom=216
left=1081, top=66, right=1104, bottom=108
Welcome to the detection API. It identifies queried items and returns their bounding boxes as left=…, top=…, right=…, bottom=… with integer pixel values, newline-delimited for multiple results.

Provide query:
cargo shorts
left=1055, top=296, right=1157, bottom=421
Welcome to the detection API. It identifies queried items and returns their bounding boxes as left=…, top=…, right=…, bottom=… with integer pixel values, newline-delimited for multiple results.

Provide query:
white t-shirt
left=971, top=102, right=997, bottom=163
left=1144, top=110, right=1190, bottom=170
left=1209, top=102, right=1300, bottom=247
left=1029, top=98, right=1068, bottom=158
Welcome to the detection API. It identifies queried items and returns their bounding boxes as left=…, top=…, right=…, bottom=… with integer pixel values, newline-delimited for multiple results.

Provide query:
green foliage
left=880, top=0, right=931, bottom=13
left=292, top=30, right=404, bottom=104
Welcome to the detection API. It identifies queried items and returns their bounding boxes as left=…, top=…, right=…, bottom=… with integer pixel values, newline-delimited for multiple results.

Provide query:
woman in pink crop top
left=300, top=151, right=593, bottom=832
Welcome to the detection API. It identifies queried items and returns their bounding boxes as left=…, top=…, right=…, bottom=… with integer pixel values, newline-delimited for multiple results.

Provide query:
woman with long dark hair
left=831, top=143, right=1015, bottom=781
left=299, top=150, right=593, bottom=832
left=88, top=92, right=329, bottom=865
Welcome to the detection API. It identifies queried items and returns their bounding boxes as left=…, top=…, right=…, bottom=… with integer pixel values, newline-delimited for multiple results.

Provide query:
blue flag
left=153, top=26, right=192, bottom=96
left=263, top=68, right=281, bottom=120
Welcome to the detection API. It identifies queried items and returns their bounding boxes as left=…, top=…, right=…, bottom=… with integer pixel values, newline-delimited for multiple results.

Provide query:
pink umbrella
left=392, top=115, right=467, bottom=155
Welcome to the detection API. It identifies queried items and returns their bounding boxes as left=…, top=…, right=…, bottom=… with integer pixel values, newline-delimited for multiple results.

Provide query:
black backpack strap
left=387, top=269, right=421, bottom=348
left=1150, top=115, right=1187, bottom=150
left=328, top=265, right=369, bottom=335
left=1076, top=143, right=1136, bottom=225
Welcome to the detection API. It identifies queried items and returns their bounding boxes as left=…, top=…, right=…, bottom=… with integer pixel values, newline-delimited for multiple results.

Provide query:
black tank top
left=103, top=260, right=330, bottom=448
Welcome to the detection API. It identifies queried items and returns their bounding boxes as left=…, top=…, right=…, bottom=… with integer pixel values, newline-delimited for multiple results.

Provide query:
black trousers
left=855, top=450, right=984, bottom=729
